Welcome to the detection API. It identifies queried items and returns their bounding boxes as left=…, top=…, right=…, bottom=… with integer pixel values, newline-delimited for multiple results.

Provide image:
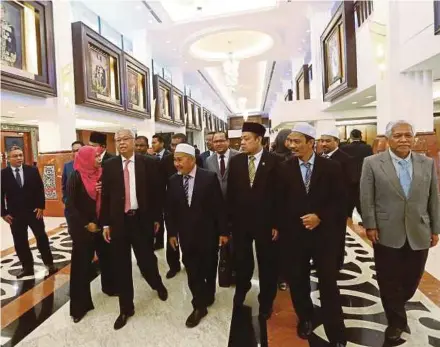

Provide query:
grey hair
left=385, top=120, right=414, bottom=138
left=115, top=128, right=136, bottom=139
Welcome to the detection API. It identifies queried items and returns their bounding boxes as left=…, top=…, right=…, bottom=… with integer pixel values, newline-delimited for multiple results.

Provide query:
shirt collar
left=249, top=148, right=264, bottom=161
left=159, top=149, right=165, bottom=157
left=327, top=148, right=339, bottom=157
left=389, top=148, right=411, bottom=163
left=122, top=154, right=135, bottom=163
left=12, top=165, right=23, bottom=171
left=179, top=165, right=197, bottom=177
left=100, top=150, right=106, bottom=159
left=298, top=152, right=316, bottom=166
left=217, top=149, right=230, bottom=159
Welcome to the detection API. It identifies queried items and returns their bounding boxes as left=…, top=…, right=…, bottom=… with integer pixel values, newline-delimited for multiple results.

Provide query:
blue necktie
left=398, top=160, right=411, bottom=197
left=302, top=162, right=312, bottom=194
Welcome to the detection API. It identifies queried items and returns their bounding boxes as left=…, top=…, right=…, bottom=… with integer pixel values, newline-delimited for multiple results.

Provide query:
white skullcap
left=320, top=127, right=340, bottom=139
left=292, top=122, right=316, bottom=139
left=175, top=143, right=195, bottom=157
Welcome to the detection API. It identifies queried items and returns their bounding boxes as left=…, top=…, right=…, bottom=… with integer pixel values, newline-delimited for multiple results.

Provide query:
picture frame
left=153, top=74, right=174, bottom=124
left=172, top=86, right=185, bottom=126
left=184, top=96, right=202, bottom=131
left=320, top=1, right=357, bottom=102
left=122, top=53, right=151, bottom=118
left=72, top=21, right=124, bottom=113
left=295, top=64, right=311, bottom=100
left=435, top=0, right=440, bottom=35
left=1, top=0, right=57, bottom=97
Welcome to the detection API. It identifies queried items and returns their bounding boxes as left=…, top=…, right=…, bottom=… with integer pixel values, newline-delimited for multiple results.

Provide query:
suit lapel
left=252, top=151, right=269, bottom=188
left=309, top=155, right=322, bottom=195
left=190, top=168, right=202, bottom=208
left=240, top=154, right=251, bottom=187
left=291, top=158, right=307, bottom=195
left=380, top=152, right=406, bottom=199
left=408, top=154, right=422, bottom=199
left=212, top=155, right=221, bottom=177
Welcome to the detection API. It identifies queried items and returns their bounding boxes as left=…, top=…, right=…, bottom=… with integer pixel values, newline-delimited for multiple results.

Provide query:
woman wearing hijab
left=66, top=146, right=105, bottom=322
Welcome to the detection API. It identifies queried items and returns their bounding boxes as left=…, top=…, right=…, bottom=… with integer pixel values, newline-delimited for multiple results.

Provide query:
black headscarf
left=273, top=129, right=292, bottom=155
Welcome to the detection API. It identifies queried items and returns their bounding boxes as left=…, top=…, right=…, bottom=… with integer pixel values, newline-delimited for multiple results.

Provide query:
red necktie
left=124, top=160, right=131, bottom=213
left=220, top=154, right=226, bottom=177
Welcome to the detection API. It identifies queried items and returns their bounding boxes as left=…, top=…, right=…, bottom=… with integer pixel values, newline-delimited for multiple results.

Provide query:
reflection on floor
left=1, top=225, right=439, bottom=347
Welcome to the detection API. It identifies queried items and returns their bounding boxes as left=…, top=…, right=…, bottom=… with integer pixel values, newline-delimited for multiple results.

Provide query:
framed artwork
left=184, top=96, right=202, bottom=131
left=172, top=86, right=185, bottom=126
left=295, top=64, right=311, bottom=100
left=195, top=105, right=202, bottom=129
left=72, top=22, right=124, bottom=113
left=153, top=74, right=174, bottom=124
left=123, top=53, right=151, bottom=118
left=320, top=1, right=357, bottom=102
left=4, top=136, right=24, bottom=151
left=435, top=0, right=440, bottom=35
left=1, top=1, right=57, bottom=97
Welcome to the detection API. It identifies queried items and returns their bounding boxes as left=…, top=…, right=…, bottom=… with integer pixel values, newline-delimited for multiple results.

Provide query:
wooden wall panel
left=1, top=131, right=33, bottom=168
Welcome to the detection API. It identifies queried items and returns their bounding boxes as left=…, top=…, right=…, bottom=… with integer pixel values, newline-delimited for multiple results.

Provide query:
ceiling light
left=148, top=19, right=153, bottom=24
left=184, top=61, right=188, bottom=64
left=223, top=52, right=240, bottom=93
left=306, top=29, right=310, bottom=33
left=172, top=48, right=177, bottom=51
left=166, top=40, right=171, bottom=44
left=352, top=101, right=358, bottom=105
left=135, top=5, right=142, bottom=10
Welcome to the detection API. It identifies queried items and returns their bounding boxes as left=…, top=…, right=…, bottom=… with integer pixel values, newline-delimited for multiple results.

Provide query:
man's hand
left=34, top=208, right=44, bottom=220
left=300, top=214, right=321, bottom=230
left=169, top=237, right=178, bottom=251
left=96, top=181, right=102, bottom=193
left=431, top=234, right=439, bottom=248
left=366, top=228, right=379, bottom=244
left=219, top=236, right=229, bottom=246
left=154, top=222, right=160, bottom=234
left=103, top=226, right=111, bottom=243
left=86, top=222, right=99, bottom=233
left=2, top=215, right=13, bottom=225
left=271, top=229, right=279, bottom=241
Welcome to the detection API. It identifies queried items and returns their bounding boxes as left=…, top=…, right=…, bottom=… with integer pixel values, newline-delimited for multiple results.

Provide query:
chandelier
left=223, top=52, right=239, bottom=93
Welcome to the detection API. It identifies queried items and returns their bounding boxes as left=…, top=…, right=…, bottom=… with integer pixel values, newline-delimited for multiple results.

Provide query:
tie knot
left=15, top=168, right=19, bottom=172
left=249, top=155, right=255, bottom=162
left=302, top=162, right=312, bottom=169
left=220, top=154, right=225, bottom=159
left=398, top=160, right=409, bottom=168
left=184, top=175, right=191, bottom=180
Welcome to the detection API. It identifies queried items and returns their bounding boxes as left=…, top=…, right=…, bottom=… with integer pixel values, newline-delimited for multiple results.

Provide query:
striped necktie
left=248, top=155, right=256, bottom=186
left=302, top=162, right=312, bottom=194
left=183, top=175, right=191, bottom=205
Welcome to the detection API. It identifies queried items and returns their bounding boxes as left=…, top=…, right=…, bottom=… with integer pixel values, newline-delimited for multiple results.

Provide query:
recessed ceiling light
left=172, top=48, right=177, bottom=51
left=166, top=40, right=171, bottom=44
left=352, top=101, right=358, bottom=105
left=135, top=5, right=142, bottom=10
left=148, top=19, right=153, bottom=24
left=366, top=95, right=373, bottom=99
left=306, top=29, right=310, bottom=33
left=184, top=61, right=188, bottom=64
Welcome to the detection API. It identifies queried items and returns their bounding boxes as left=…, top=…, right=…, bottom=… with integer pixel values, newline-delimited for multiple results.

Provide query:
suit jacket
left=62, top=160, right=74, bottom=204
left=200, top=150, right=212, bottom=164
left=360, top=151, right=440, bottom=250
left=278, top=155, right=347, bottom=239
left=227, top=151, right=281, bottom=238
left=165, top=167, right=227, bottom=253
left=205, top=149, right=240, bottom=198
left=1, top=165, right=45, bottom=217
left=340, top=141, right=373, bottom=181
left=100, top=154, right=163, bottom=237
left=102, top=151, right=115, bottom=163
left=326, top=148, right=356, bottom=216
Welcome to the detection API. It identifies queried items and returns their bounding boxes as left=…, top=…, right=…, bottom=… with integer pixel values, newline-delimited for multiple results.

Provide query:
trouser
left=374, top=241, right=428, bottom=329
left=166, top=232, right=181, bottom=272
left=95, top=233, right=117, bottom=294
left=10, top=212, right=53, bottom=270
left=182, top=244, right=217, bottom=309
left=113, top=213, right=163, bottom=314
left=233, top=230, right=278, bottom=312
left=287, top=231, right=346, bottom=344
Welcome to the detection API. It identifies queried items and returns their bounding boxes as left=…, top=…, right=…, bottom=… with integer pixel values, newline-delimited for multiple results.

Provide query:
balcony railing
left=354, top=0, right=374, bottom=28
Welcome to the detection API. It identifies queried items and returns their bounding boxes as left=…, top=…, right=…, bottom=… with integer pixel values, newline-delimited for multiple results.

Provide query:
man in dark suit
left=320, top=128, right=355, bottom=270
left=200, top=131, right=215, bottom=165
left=340, top=129, right=373, bottom=216
left=279, top=123, right=347, bottom=347
left=227, top=122, right=280, bottom=320
left=89, top=131, right=114, bottom=163
left=135, top=135, right=159, bottom=161
left=151, top=134, right=170, bottom=160
left=1, top=146, right=56, bottom=278
left=165, top=144, right=228, bottom=328
left=101, top=129, right=168, bottom=330
left=62, top=141, right=84, bottom=208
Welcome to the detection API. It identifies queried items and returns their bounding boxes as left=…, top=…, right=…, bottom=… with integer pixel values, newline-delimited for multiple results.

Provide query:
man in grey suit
left=360, top=120, right=439, bottom=343
left=205, top=131, right=239, bottom=198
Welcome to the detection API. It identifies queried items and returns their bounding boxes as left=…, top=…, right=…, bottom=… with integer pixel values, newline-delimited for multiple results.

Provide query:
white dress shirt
left=217, top=149, right=230, bottom=170
left=248, top=148, right=264, bottom=169
left=122, top=155, right=139, bottom=210
left=100, top=150, right=107, bottom=162
left=298, top=152, right=316, bottom=183
left=12, top=165, right=24, bottom=186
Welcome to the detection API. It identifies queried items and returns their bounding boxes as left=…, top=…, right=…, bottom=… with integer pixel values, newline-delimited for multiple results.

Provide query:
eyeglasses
left=9, top=154, right=23, bottom=159
left=115, top=136, right=134, bottom=143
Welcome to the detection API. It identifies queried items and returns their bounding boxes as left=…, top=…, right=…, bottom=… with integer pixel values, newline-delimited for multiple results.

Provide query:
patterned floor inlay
left=268, top=228, right=440, bottom=347
left=1, top=230, right=72, bottom=307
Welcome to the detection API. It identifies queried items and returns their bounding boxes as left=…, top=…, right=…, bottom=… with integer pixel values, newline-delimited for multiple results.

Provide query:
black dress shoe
left=233, top=283, right=251, bottom=307
left=166, top=269, right=180, bottom=279
left=297, top=320, right=313, bottom=340
left=114, top=311, right=134, bottom=330
left=259, top=308, right=273, bottom=320
left=385, top=326, right=404, bottom=341
left=185, top=308, right=208, bottom=328
left=330, top=343, right=346, bottom=347
left=206, top=296, right=215, bottom=307
left=102, top=290, right=118, bottom=297
left=72, top=312, right=87, bottom=323
left=46, top=265, right=57, bottom=275
left=157, top=285, right=168, bottom=301
left=16, top=269, right=34, bottom=279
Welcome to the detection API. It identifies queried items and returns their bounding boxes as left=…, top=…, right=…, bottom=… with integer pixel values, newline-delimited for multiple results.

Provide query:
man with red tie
left=101, top=129, right=168, bottom=330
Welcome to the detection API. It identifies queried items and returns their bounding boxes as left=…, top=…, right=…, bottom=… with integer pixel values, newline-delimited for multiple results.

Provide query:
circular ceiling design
left=189, top=30, right=274, bottom=61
